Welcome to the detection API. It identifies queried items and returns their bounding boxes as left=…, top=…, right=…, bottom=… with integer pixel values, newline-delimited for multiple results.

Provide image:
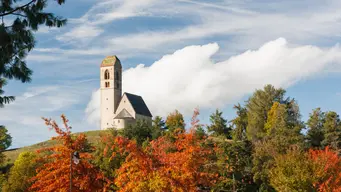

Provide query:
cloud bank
left=85, top=38, right=341, bottom=126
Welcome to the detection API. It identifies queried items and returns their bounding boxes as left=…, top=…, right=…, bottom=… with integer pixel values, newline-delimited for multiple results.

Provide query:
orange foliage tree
left=310, top=147, right=341, bottom=192
left=113, top=109, right=218, bottom=192
left=29, top=115, right=110, bottom=192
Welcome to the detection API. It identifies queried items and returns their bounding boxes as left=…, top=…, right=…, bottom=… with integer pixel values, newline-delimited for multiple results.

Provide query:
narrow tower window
left=104, top=70, right=110, bottom=79
left=105, top=82, right=110, bottom=87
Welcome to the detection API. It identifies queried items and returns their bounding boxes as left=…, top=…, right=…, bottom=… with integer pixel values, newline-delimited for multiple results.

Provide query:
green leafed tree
left=151, top=115, right=165, bottom=139
left=0, top=0, right=67, bottom=106
left=269, top=146, right=316, bottom=192
left=2, top=152, right=40, bottom=192
left=306, top=108, right=325, bottom=149
left=231, top=103, right=248, bottom=141
left=252, top=102, right=304, bottom=191
left=122, top=119, right=153, bottom=145
left=322, top=111, right=341, bottom=152
left=92, top=130, right=125, bottom=191
left=246, top=84, right=287, bottom=141
left=165, top=109, right=185, bottom=133
left=207, top=109, right=231, bottom=138
left=0, top=125, right=11, bottom=151
left=246, top=84, right=303, bottom=142
left=213, top=139, right=256, bottom=192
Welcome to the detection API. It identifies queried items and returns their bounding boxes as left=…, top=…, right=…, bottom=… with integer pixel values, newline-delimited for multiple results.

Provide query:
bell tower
left=100, top=56, right=122, bottom=130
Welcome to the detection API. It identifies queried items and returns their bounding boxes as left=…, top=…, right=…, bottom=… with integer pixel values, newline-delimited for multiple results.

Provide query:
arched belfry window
left=105, top=82, right=110, bottom=88
left=104, top=70, right=110, bottom=80
left=115, top=71, right=119, bottom=81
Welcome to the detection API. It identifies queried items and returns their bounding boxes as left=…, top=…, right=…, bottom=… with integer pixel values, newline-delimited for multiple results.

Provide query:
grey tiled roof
left=124, top=92, right=152, bottom=117
left=114, top=109, right=133, bottom=119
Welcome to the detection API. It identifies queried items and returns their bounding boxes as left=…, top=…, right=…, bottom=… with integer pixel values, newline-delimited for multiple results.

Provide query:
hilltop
left=3, top=130, right=111, bottom=164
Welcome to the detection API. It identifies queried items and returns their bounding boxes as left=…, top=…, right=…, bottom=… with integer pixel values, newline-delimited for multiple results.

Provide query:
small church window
left=105, top=82, right=110, bottom=88
left=104, top=70, right=110, bottom=79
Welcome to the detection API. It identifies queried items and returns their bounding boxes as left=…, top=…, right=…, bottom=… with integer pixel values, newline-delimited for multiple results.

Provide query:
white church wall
left=115, top=94, right=136, bottom=118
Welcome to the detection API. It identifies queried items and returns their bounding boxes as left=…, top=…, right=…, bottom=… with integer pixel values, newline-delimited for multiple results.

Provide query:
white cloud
left=0, top=80, right=98, bottom=147
left=85, top=38, right=341, bottom=125
left=57, top=0, right=159, bottom=43
left=56, top=25, right=104, bottom=43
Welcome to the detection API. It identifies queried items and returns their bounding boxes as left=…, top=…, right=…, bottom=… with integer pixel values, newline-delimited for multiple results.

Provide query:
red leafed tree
left=113, top=109, right=218, bottom=192
left=29, top=115, right=110, bottom=192
left=309, top=147, right=341, bottom=192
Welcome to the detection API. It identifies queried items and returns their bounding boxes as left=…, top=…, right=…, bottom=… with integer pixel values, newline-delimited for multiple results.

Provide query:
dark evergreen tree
left=151, top=116, right=165, bottom=139
left=231, top=103, right=248, bottom=141
left=306, top=108, right=325, bottom=148
left=0, top=0, right=67, bottom=106
left=322, top=111, right=341, bottom=152
left=122, top=120, right=153, bottom=145
left=207, top=109, right=231, bottom=138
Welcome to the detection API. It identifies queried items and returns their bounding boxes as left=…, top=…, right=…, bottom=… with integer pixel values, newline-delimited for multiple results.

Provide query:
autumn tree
left=207, top=109, right=231, bottom=138
left=269, top=146, right=316, bottom=191
left=252, top=102, right=304, bottom=191
left=0, top=0, right=67, bottom=106
left=29, top=115, right=109, bottom=192
left=321, top=111, right=341, bottom=152
left=113, top=109, right=218, bottom=192
left=306, top=108, right=325, bottom=149
left=309, top=147, right=341, bottom=192
left=2, top=152, right=40, bottom=192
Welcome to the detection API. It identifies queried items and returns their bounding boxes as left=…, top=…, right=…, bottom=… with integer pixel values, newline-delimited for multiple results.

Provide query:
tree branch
left=0, top=0, right=36, bottom=17
left=11, top=13, right=28, bottom=18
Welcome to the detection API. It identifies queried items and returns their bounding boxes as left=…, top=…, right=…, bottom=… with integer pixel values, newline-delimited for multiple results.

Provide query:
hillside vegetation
left=3, top=130, right=110, bottom=164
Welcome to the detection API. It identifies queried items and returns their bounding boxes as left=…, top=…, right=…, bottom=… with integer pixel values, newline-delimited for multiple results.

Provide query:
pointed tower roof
left=100, top=55, right=122, bottom=68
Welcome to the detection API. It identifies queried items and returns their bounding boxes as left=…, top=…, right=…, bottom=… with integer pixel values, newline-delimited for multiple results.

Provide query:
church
left=100, top=56, right=152, bottom=130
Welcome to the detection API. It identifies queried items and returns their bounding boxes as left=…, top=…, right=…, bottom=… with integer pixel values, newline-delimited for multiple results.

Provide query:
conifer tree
left=246, top=84, right=287, bottom=141
left=231, top=103, right=248, bottom=141
left=252, top=102, right=304, bottom=191
left=306, top=108, right=325, bottom=148
left=207, top=109, right=230, bottom=138
left=151, top=116, right=165, bottom=139
left=322, top=111, right=341, bottom=152
left=246, top=84, right=303, bottom=142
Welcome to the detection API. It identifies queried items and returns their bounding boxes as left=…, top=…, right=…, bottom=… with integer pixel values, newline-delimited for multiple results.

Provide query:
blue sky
left=2, top=0, right=341, bottom=148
